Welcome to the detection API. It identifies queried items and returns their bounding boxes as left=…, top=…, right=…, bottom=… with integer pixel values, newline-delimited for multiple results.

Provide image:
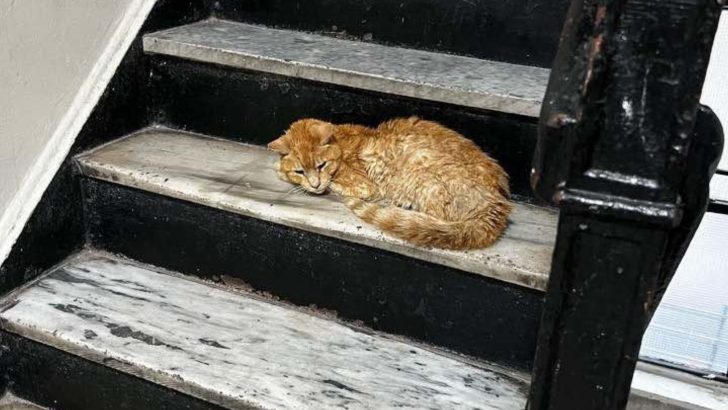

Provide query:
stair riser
left=0, top=331, right=223, bottom=410
left=205, top=0, right=571, bottom=67
left=0, top=162, right=85, bottom=296
left=149, top=57, right=540, bottom=199
left=83, top=178, right=542, bottom=371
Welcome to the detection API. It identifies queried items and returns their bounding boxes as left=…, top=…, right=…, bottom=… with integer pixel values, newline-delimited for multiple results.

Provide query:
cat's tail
left=343, top=197, right=512, bottom=250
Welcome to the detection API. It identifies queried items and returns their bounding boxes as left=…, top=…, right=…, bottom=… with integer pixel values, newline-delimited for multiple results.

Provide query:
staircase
left=0, top=1, right=566, bottom=407
left=1, top=0, right=722, bottom=409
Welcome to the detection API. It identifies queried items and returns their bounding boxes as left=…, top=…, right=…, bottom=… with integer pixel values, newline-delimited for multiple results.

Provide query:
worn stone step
left=143, top=19, right=550, bottom=117
left=75, top=127, right=557, bottom=290
left=206, top=0, right=571, bottom=67
left=0, top=251, right=529, bottom=409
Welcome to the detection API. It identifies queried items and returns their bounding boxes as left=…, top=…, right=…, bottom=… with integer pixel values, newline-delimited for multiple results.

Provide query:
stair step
left=210, top=0, right=570, bottom=67
left=75, top=127, right=557, bottom=290
left=143, top=19, right=550, bottom=117
left=0, top=392, right=47, bottom=410
left=0, top=251, right=529, bottom=409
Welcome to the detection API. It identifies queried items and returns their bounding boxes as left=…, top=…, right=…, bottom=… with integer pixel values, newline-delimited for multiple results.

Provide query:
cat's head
left=268, top=119, right=343, bottom=194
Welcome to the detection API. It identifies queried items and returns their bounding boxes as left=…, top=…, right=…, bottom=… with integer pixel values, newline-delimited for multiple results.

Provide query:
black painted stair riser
left=204, top=0, right=571, bottom=67
left=148, top=56, right=541, bottom=199
left=0, top=331, right=224, bottom=410
left=83, top=178, right=543, bottom=371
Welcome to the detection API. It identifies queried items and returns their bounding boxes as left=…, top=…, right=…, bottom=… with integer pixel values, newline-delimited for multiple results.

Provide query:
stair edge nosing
left=142, top=22, right=545, bottom=118
left=74, top=128, right=551, bottom=291
left=0, top=250, right=531, bottom=409
left=0, top=312, right=260, bottom=410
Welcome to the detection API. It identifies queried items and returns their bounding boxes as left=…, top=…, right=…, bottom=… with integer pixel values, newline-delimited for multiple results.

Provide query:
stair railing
left=528, top=0, right=725, bottom=408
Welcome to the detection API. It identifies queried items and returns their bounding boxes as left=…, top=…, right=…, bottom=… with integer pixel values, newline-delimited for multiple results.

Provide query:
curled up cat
left=268, top=117, right=512, bottom=250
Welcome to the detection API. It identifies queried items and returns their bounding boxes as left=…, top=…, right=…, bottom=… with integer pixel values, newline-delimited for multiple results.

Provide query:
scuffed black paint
left=0, top=331, right=224, bottom=410
left=84, top=178, right=542, bottom=371
left=149, top=56, right=541, bottom=200
left=205, top=0, right=571, bottom=67
left=0, top=162, right=85, bottom=295
left=528, top=0, right=724, bottom=408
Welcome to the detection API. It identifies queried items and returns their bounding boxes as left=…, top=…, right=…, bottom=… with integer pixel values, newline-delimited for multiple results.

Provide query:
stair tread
left=76, top=128, right=557, bottom=290
left=0, top=251, right=528, bottom=409
left=143, top=19, right=549, bottom=117
left=0, top=392, right=47, bottom=409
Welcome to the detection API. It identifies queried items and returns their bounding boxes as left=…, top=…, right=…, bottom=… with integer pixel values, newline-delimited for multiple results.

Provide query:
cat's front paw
left=330, top=181, right=381, bottom=201
left=359, top=185, right=383, bottom=201
left=328, top=181, right=348, bottom=197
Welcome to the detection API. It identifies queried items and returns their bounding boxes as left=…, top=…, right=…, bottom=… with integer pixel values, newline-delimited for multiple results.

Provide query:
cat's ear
left=312, top=122, right=335, bottom=145
left=267, top=137, right=290, bottom=154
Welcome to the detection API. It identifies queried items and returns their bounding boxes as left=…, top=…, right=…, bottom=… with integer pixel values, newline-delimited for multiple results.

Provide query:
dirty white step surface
left=75, top=128, right=557, bottom=290
left=143, top=19, right=550, bottom=117
left=0, top=251, right=529, bottom=410
left=0, top=392, right=47, bottom=410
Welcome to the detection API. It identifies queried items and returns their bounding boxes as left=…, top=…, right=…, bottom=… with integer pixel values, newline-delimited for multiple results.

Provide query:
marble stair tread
left=0, top=392, right=47, bottom=410
left=75, top=127, right=557, bottom=290
left=0, top=251, right=529, bottom=410
left=143, top=19, right=550, bottom=117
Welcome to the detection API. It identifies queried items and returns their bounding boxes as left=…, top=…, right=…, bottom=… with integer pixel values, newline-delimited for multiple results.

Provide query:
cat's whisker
left=283, top=186, right=313, bottom=199
left=279, top=185, right=302, bottom=199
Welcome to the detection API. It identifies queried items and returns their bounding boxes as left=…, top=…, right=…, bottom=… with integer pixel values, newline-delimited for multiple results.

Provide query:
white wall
left=0, top=0, right=156, bottom=264
left=701, top=12, right=728, bottom=171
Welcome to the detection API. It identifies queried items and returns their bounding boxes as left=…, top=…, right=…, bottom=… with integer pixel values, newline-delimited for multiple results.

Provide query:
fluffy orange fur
left=268, top=117, right=512, bottom=250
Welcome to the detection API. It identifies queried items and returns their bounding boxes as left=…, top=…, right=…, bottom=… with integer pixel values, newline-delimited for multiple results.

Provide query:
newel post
left=527, top=1, right=724, bottom=409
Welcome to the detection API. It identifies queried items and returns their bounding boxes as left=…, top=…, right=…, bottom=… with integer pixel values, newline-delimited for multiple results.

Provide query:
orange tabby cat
left=268, top=117, right=512, bottom=250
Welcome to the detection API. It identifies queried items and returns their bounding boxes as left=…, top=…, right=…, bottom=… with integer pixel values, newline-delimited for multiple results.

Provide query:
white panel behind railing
left=640, top=10, right=728, bottom=377
left=701, top=11, right=728, bottom=172
left=640, top=212, right=728, bottom=375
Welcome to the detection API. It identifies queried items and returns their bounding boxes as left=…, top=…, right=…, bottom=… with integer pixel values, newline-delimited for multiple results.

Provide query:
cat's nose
left=308, top=175, right=320, bottom=188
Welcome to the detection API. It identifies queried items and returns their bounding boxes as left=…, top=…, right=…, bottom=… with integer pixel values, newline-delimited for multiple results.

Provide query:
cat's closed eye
left=294, top=169, right=304, bottom=175
left=317, top=161, right=327, bottom=170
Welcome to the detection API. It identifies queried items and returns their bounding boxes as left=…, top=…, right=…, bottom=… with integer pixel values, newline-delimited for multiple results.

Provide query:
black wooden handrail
left=528, top=0, right=725, bottom=408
